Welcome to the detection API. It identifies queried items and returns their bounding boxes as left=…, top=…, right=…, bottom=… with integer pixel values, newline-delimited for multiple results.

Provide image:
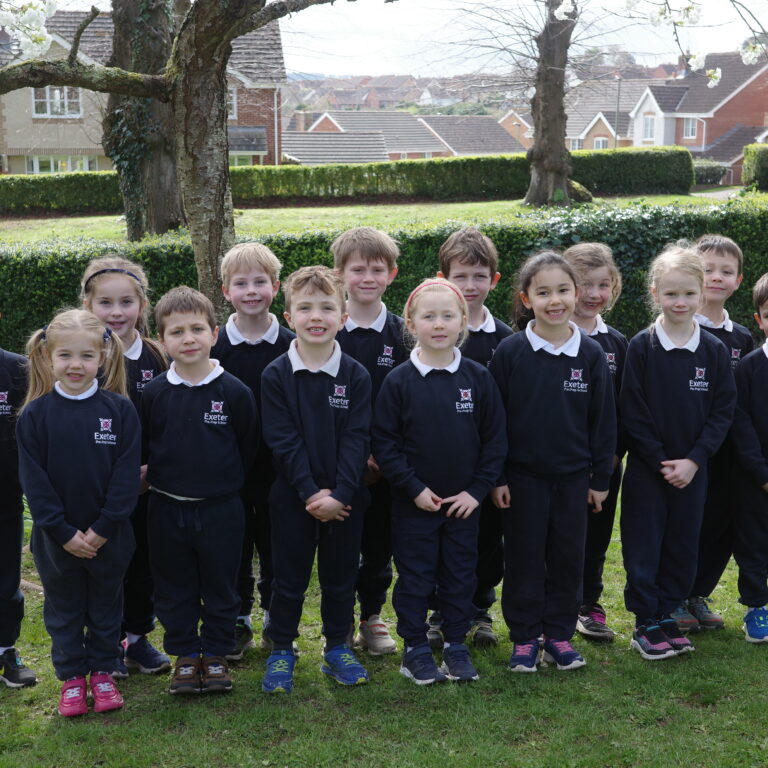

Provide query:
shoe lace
left=335, top=652, right=359, bottom=667
left=63, top=686, right=83, bottom=700
left=587, top=607, right=606, bottom=625
left=206, top=662, right=224, bottom=674
left=549, top=640, right=574, bottom=654
left=268, top=658, right=292, bottom=674
left=177, top=664, right=196, bottom=676
left=94, top=681, right=116, bottom=694
left=513, top=642, right=537, bottom=657
left=750, top=608, right=768, bottom=626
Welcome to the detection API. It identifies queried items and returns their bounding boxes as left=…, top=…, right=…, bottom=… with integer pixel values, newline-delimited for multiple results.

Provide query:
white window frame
left=682, top=118, right=697, bottom=139
left=399, top=152, right=408, bottom=160
left=424, top=152, right=433, bottom=159
left=593, top=137, right=609, bottom=149
left=569, top=138, right=584, bottom=151
left=643, top=115, right=655, bottom=140
left=227, top=86, right=237, bottom=121
left=32, top=86, right=82, bottom=117
left=25, top=155, right=98, bottom=174
left=228, top=153, right=252, bottom=167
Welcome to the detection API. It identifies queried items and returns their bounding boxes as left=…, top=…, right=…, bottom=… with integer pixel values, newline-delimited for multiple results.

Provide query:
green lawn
left=0, top=513, right=763, bottom=768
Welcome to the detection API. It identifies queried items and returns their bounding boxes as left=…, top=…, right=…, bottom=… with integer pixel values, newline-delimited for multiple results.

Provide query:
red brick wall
left=674, top=117, right=701, bottom=145
left=309, top=115, right=341, bottom=132
left=707, top=72, right=768, bottom=143
left=230, top=85, right=281, bottom=165
left=388, top=151, right=451, bottom=160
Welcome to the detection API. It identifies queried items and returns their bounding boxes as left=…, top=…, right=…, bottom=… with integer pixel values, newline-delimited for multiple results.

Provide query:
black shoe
left=469, top=612, right=498, bottom=648
left=426, top=612, right=443, bottom=650
left=0, top=648, right=37, bottom=688
left=226, top=620, right=255, bottom=661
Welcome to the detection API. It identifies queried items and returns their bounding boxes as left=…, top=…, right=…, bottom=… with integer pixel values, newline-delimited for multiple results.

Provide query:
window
left=569, top=138, right=584, bottom=151
left=594, top=137, right=609, bottom=149
left=32, top=86, right=81, bottom=117
left=227, top=86, right=237, bottom=120
left=683, top=118, right=697, bottom=139
left=25, top=155, right=98, bottom=174
left=399, top=152, right=408, bottom=159
left=643, top=115, right=655, bottom=140
left=228, top=154, right=251, bottom=167
left=423, top=152, right=432, bottom=159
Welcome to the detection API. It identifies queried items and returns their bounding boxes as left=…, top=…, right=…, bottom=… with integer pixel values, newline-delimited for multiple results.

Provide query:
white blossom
left=706, top=67, right=722, bottom=88
left=0, top=0, right=55, bottom=59
left=648, top=6, right=669, bottom=27
left=554, top=0, right=575, bottom=21
left=688, top=52, right=706, bottom=71
left=678, top=3, right=701, bottom=25
left=741, top=43, right=761, bottom=66
left=624, top=0, right=639, bottom=11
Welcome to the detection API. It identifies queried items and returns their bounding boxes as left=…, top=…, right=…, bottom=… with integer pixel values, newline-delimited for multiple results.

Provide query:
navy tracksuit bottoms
left=122, top=493, right=155, bottom=637
left=356, top=478, right=394, bottom=620
left=733, top=472, right=768, bottom=608
left=0, top=497, right=24, bottom=648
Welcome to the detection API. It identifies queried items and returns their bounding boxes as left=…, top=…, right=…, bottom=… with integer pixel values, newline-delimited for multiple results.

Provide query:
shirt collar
left=288, top=339, right=342, bottom=376
left=694, top=310, right=733, bottom=333
left=409, top=346, right=461, bottom=377
left=344, top=303, right=387, bottom=332
left=123, top=331, right=143, bottom=360
left=54, top=380, right=98, bottom=400
left=225, top=313, right=280, bottom=346
left=654, top=316, right=701, bottom=352
left=167, top=360, right=224, bottom=387
left=587, top=314, right=609, bottom=336
left=763, top=339, right=768, bottom=360
left=467, top=306, right=496, bottom=334
left=525, top=320, right=581, bottom=357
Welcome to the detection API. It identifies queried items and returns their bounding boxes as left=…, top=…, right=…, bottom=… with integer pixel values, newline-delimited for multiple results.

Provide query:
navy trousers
left=356, top=478, right=394, bottom=619
left=122, top=493, right=155, bottom=637
left=733, top=472, right=768, bottom=608
left=0, top=497, right=24, bottom=648
left=473, top=497, right=504, bottom=613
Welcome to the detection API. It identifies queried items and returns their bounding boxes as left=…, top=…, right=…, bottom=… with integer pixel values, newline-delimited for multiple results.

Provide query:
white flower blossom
left=0, top=0, right=55, bottom=58
left=688, top=52, right=706, bottom=71
left=706, top=67, right=722, bottom=88
left=648, top=6, right=669, bottom=27
left=554, top=0, right=575, bottom=21
left=678, top=3, right=701, bottom=25
left=741, top=43, right=761, bottom=66
left=624, top=0, right=639, bottom=11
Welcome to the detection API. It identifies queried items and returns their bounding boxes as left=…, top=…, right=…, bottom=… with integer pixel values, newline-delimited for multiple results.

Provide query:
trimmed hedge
left=744, top=144, right=768, bottom=190
left=0, top=147, right=693, bottom=215
left=2, top=197, right=767, bottom=354
left=693, top=158, right=727, bottom=186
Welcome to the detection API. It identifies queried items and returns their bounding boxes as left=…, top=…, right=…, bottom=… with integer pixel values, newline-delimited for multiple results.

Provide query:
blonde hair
left=283, top=265, right=346, bottom=314
left=221, top=242, right=283, bottom=287
left=403, top=278, right=469, bottom=348
left=648, top=244, right=704, bottom=313
left=23, top=309, right=127, bottom=409
left=154, top=286, right=217, bottom=338
left=331, top=227, right=399, bottom=271
left=562, top=242, right=623, bottom=310
left=438, top=228, right=499, bottom=276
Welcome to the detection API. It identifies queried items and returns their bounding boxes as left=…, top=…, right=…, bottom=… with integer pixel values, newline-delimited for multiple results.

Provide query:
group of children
left=2, top=225, right=768, bottom=714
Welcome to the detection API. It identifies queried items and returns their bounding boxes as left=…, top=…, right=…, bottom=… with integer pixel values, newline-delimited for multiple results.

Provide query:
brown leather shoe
left=200, top=655, right=232, bottom=693
left=169, top=656, right=201, bottom=695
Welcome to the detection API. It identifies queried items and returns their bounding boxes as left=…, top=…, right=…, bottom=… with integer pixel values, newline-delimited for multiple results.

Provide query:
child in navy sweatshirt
left=373, top=278, right=507, bottom=685
left=261, top=266, right=371, bottom=694
left=211, top=243, right=294, bottom=660
left=731, top=274, right=768, bottom=643
left=620, top=245, right=735, bottom=660
left=436, top=228, right=513, bottom=649
left=563, top=243, right=628, bottom=643
left=333, top=228, right=406, bottom=657
left=82, top=256, right=170, bottom=677
left=17, top=309, right=139, bottom=717
left=141, top=287, right=257, bottom=696
left=490, top=252, right=616, bottom=673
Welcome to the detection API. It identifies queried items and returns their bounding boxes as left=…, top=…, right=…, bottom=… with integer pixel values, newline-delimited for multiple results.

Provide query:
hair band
left=84, top=268, right=145, bottom=294
left=40, top=324, right=48, bottom=342
left=103, top=327, right=113, bottom=342
left=405, top=280, right=466, bottom=316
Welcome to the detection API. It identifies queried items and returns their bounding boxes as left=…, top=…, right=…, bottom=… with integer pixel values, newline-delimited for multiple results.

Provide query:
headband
left=40, top=324, right=48, bottom=341
left=84, top=268, right=145, bottom=294
left=103, top=327, right=113, bottom=342
left=405, top=280, right=466, bottom=316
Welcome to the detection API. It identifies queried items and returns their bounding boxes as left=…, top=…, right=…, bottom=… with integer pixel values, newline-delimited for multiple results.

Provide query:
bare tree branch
left=67, top=6, right=100, bottom=66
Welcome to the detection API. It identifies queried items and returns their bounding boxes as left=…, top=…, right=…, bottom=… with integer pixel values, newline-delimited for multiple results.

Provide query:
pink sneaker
left=58, top=676, right=88, bottom=717
left=90, top=672, right=124, bottom=713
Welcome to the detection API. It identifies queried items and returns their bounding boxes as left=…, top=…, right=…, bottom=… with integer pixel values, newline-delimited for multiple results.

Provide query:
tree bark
left=523, top=0, right=576, bottom=206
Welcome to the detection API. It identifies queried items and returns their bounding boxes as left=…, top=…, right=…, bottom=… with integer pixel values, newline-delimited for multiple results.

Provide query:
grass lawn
left=0, top=512, right=762, bottom=768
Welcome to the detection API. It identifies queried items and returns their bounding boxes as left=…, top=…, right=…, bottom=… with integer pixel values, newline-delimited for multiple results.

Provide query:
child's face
left=521, top=267, right=576, bottom=333
left=284, top=288, right=346, bottom=347
left=407, top=290, right=464, bottom=354
left=341, top=255, right=397, bottom=307
left=702, top=251, right=742, bottom=305
left=754, top=300, right=768, bottom=338
left=652, top=269, right=701, bottom=328
left=223, top=268, right=279, bottom=319
left=86, top=275, right=144, bottom=347
left=159, top=311, right=218, bottom=368
left=49, top=331, right=104, bottom=397
left=439, top=262, right=500, bottom=309
left=574, top=266, right=614, bottom=321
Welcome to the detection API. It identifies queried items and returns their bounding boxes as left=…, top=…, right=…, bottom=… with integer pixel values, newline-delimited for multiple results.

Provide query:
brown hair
left=402, top=277, right=469, bottom=349
left=331, top=227, right=399, bottom=271
left=438, top=228, right=499, bottom=276
left=693, top=234, right=743, bottom=274
left=154, top=286, right=217, bottom=338
left=753, top=273, right=768, bottom=314
left=23, top=309, right=126, bottom=409
left=562, top=242, right=623, bottom=310
left=513, top=251, right=578, bottom=330
left=283, top=265, right=346, bottom=314
left=220, top=242, right=283, bottom=287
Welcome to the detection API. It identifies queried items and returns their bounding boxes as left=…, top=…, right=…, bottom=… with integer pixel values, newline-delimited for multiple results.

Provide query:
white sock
left=125, top=633, right=142, bottom=646
left=262, top=610, right=270, bottom=626
left=237, top=615, right=252, bottom=628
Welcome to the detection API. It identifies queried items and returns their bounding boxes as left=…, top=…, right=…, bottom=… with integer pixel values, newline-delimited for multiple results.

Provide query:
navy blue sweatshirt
left=732, top=344, right=768, bottom=487
left=490, top=329, right=616, bottom=491
left=619, top=326, right=736, bottom=472
left=462, top=313, right=514, bottom=368
left=696, top=315, right=754, bottom=370
left=17, top=387, right=140, bottom=545
left=372, top=352, right=507, bottom=503
left=261, top=345, right=371, bottom=506
left=140, top=367, right=258, bottom=499
left=337, top=309, right=407, bottom=401
left=0, top=349, right=26, bottom=497
left=124, top=339, right=167, bottom=412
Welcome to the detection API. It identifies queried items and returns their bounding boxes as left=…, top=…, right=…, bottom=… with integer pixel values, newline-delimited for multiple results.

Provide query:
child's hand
left=63, top=531, right=98, bottom=559
left=587, top=488, right=609, bottom=513
left=364, top=455, right=381, bottom=486
left=763, top=482, right=768, bottom=494
left=612, top=454, right=620, bottom=470
left=84, top=528, right=107, bottom=550
left=442, top=491, right=479, bottom=519
left=414, top=487, right=442, bottom=512
left=491, top=485, right=511, bottom=509
left=139, top=464, right=149, bottom=495
left=306, top=495, right=350, bottom=522
left=305, top=489, right=332, bottom=505
left=660, top=458, right=699, bottom=488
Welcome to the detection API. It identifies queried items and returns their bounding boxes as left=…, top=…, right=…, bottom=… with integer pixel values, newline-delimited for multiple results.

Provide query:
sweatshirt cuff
left=298, top=480, right=321, bottom=503
left=49, top=521, right=79, bottom=547
left=465, top=484, right=489, bottom=506
left=405, top=478, right=427, bottom=501
left=91, top=514, right=118, bottom=541
left=686, top=447, right=708, bottom=470
left=590, top=473, right=610, bottom=493
left=330, top=486, right=354, bottom=508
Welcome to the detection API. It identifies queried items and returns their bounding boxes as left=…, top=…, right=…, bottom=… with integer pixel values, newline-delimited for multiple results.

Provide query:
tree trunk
left=523, top=0, right=576, bottom=206
left=103, top=0, right=185, bottom=240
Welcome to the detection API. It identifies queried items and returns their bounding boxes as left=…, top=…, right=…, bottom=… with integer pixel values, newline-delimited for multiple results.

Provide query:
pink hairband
left=405, top=280, right=466, bottom=315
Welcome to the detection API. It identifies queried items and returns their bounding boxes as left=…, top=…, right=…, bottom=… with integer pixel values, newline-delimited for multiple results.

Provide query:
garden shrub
left=743, top=144, right=768, bottom=190
left=693, top=159, right=727, bottom=186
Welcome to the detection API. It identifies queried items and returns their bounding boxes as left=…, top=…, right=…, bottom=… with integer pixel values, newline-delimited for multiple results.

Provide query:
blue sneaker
left=440, top=643, right=479, bottom=682
left=321, top=644, right=369, bottom=686
left=744, top=606, right=768, bottom=643
left=262, top=650, right=296, bottom=693
left=541, top=637, right=586, bottom=670
left=508, top=639, right=540, bottom=672
left=112, top=643, right=129, bottom=679
left=400, top=644, right=447, bottom=685
left=125, top=636, right=172, bottom=674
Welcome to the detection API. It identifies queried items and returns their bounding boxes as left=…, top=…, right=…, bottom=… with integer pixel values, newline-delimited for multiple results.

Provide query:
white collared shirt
left=166, top=360, right=224, bottom=387
left=287, top=339, right=342, bottom=376
left=525, top=320, right=581, bottom=357
left=344, top=303, right=388, bottom=332
left=54, top=380, right=98, bottom=400
left=694, top=310, right=733, bottom=333
left=586, top=314, right=610, bottom=337
left=654, top=316, right=701, bottom=352
left=225, top=313, right=280, bottom=346
left=409, top=347, right=461, bottom=377
left=467, top=306, right=496, bottom=334
left=762, top=339, right=768, bottom=360
left=123, top=331, right=143, bottom=361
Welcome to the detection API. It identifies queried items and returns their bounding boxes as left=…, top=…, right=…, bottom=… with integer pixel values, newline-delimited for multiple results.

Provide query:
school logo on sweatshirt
left=135, top=368, right=156, bottom=393
left=329, top=383, right=349, bottom=410
left=563, top=368, right=589, bottom=393
left=94, top=417, right=117, bottom=446
left=204, top=400, right=228, bottom=424
left=0, top=391, right=11, bottom=416
left=689, top=367, right=709, bottom=392
left=456, top=388, right=474, bottom=413
left=604, top=352, right=617, bottom=375
left=730, top=349, right=742, bottom=368
left=377, top=344, right=396, bottom=368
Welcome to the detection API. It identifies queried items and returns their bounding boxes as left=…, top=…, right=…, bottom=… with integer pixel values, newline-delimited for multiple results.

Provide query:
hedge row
left=693, top=159, right=727, bottom=186
left=744, top=144, right=768, bottom=190
left=0, top=147, right=694, bottom=214
left=3, top=197, right=767, bottom=354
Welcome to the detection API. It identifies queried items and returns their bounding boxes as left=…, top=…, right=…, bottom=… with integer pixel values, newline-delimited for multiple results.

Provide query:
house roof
left=691, top=123, right=765, bottom=163
left=282, top=131, right=388, bottom=165
left=419, top=115, right=524, bottom=155
left=312, top=111, right=447, bottom=153
left=647, top=85, right=688, bottom=112
left=228, top=125, right=267, bottom=152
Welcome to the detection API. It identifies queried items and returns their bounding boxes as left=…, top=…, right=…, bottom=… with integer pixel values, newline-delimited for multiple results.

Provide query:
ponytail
left=101, top=330, right=128, bottom=397
left=22, top=328, right=56, bottom=410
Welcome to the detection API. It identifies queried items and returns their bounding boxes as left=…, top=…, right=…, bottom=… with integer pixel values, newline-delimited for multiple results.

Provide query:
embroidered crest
left=570, top=369, right=583, bottom=381
left=334, top=385, right=347, bottom=397
left=605, top=353, right=615, bottom=364
left=459, top=388, right=472, bottom=401
left=0, top=392, right=7, bottom=403
left=141, top=369, right=154, bottom=381
left=99, top=418, right=112, bottom=431
left=211, top=401, right=224, bottom=413
left=383, top=345, right=393, bottom=356
left=695, top=367, right=706, bottom=380
left=731, top=349, right=741, bottom=360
